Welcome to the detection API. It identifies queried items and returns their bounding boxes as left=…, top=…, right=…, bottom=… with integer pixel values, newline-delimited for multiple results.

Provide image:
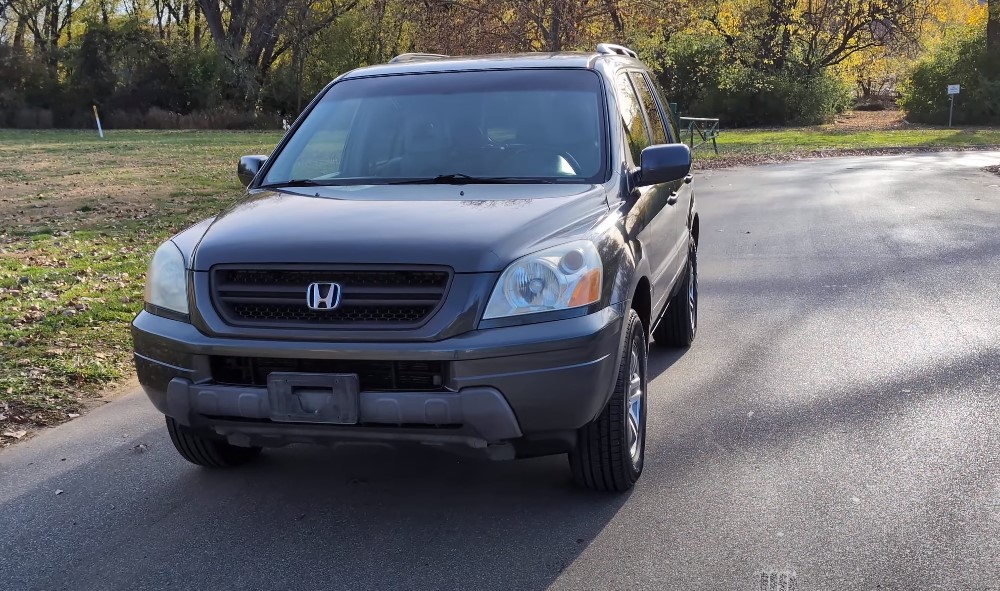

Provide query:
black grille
left=211, top=267, right=451, bottom=329
left=210, top=357, right=447, bottom=391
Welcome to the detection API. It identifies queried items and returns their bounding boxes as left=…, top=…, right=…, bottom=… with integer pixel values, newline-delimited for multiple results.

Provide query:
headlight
left=144, top=241, right=189, bottom=316
left=483, top=240, right=603, bottom=319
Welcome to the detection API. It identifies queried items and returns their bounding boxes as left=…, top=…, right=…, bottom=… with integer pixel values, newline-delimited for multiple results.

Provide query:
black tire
left=653, top=237, right=698, bottom=347
left=166, top=416, right=262, bottom=468
left=569, top=309, right=648, bottom=492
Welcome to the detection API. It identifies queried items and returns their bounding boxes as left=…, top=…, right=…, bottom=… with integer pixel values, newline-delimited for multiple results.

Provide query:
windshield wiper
left=258, top=178, right=329, bottom=189
left=389, top=173, right=554, bottom=185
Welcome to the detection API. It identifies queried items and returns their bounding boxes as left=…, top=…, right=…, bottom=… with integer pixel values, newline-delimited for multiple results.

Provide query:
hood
left=190, top=184, right=609, bottom=272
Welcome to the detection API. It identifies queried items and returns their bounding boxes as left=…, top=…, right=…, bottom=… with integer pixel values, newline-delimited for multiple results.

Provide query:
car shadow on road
left=647, top=345, right=688, bottom=381
left=3, top=345, right=697, bottom=590
left=178, top=445, right=635, bottom=589
left=1, top=426, right=639, bottom=591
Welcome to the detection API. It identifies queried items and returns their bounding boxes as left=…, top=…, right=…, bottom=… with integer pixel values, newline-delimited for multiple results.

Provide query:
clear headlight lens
left=483, top=240, right=603, bottom=319
left=144, top=241, right=188, bottom=315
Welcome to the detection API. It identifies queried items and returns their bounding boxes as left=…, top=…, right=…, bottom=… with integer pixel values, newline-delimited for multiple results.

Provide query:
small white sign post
left=947, top=85, right=960, bottom=127
left=92, top=104, right=104, bottom=138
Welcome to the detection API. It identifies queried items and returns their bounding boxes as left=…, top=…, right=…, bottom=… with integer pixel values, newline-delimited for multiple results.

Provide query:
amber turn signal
left=568, top=268, right=602, bottom=307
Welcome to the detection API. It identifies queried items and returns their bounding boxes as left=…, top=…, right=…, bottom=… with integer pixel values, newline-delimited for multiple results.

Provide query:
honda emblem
left=306, top=282, right=342, bottom=310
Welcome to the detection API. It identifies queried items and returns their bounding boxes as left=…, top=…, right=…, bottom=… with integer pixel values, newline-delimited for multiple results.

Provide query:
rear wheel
left=166, top=416, right=262, bottom=468
left=653, top=237, right=697, bottom=347
left=569, top=309, right=647, bottom=492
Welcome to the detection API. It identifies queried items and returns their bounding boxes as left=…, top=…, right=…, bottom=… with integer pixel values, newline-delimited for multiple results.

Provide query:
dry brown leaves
left=826, top=109, right=911, bottom=131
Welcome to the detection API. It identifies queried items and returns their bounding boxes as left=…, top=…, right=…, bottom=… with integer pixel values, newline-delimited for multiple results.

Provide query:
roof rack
left=388, top=53, right=451, bottom=64
left=596, top=43, right=638, bottom=59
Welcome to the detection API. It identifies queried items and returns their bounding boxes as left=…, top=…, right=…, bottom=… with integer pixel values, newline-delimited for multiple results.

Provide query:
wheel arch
left=630, top=276, right=651, bottom=338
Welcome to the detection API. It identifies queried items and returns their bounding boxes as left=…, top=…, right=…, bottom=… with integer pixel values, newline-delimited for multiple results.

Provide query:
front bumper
left=132, top=305, right=625, bottom=452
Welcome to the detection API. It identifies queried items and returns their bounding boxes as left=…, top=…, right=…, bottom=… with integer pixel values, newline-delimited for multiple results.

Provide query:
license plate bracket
left=267, top=372, right=359, bottom=424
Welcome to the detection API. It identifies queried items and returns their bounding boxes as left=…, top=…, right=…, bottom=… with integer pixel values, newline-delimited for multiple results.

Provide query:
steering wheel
left=503, top=145, right=583, bottom=176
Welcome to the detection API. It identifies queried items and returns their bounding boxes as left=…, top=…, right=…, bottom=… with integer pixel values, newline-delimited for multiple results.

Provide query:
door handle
left=683, top=175, right=693, bottom=184
left=667, top=191, right=679, bottom=205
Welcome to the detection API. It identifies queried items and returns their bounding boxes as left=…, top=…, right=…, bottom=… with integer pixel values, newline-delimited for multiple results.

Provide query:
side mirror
left=636, top=144, right=692, bottom=187
left=238, top=155, right=268, bottom=187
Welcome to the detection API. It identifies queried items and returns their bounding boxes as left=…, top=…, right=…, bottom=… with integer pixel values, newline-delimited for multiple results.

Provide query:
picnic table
left=678, top=117, right=720, bottom=154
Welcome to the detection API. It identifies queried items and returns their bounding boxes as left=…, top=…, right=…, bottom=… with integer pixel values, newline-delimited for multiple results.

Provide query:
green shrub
left=900, top=25, right=1000, bottom=125
left=653, top=33, right=852, bottom=127
left=103, top=107, right=280, bottom=130
left=10, top=107, right=54, bottom=129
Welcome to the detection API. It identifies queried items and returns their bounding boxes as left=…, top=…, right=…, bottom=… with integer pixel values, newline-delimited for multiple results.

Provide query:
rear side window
left=629, top=72, right=668, bottom=145
left=615, top=73, right=650, bottom=164
left=646, top=75, right=681, bottom=142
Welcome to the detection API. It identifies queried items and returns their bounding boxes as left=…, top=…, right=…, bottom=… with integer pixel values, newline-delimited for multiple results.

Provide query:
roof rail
left=389, top=53, right=451, bottom=64
left=596, top=43, right=638, bottom=59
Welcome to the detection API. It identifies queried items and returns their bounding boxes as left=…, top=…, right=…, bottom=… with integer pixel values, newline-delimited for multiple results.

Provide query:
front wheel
left=569, top=309, right=648, bottom=492
left=166, top=417, right=262, bottom=468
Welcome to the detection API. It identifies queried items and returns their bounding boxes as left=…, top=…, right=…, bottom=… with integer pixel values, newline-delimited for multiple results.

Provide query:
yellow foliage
left=922, top=0, right=988, bottom=48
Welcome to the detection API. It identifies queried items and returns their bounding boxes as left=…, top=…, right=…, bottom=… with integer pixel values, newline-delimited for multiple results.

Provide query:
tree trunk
left=295, top=41, right=304, bottom=114
left=989, top=0, right=1000, bottom=55
left=550, top=0, right=561, bottom=51
left=13, top=16, right=26, bottom=50
left=45, top=1, right=59, bottom=73
left=604, top=0, right=624, bottom=37
left=154, top=0, right=166, bottom=39
left=65, top=0, right=73, bottom=42
left=193, top=3, right=202, bottom=47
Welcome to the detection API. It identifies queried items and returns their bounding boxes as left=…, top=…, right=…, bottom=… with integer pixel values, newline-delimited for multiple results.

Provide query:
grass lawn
left=0, top=130, right=282, bottom=441
left=1, top=124, right=998, bottom=442
left=698, top=127, right=1000, bottom=167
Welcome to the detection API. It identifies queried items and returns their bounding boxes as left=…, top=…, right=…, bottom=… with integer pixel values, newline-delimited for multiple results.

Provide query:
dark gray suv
left=132, top=44, right=699, bottom=492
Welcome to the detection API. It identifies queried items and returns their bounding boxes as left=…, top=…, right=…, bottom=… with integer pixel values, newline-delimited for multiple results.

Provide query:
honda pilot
left=132, top=44, right=700, bottom=492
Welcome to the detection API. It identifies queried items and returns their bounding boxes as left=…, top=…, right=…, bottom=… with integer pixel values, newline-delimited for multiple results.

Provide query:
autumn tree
left=7, top=0, right=85, bottom=71
left=196, top=0, right=359, bottom=103
left=708, top=0, right=930, bottom=76
left=412, top=0, right=672, bottom=54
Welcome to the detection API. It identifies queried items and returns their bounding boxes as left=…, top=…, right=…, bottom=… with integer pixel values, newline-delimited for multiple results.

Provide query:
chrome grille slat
left=210, top=266, right=451, bottom=329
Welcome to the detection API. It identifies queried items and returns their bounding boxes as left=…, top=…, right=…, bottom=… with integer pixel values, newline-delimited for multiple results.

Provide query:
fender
left=579, top=203, right=652, bottom=425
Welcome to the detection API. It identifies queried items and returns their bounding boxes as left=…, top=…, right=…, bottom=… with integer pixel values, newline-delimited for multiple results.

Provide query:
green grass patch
left=694, top=127, right=1000, bottom=165
left=1, top=129, right=282, bottom=434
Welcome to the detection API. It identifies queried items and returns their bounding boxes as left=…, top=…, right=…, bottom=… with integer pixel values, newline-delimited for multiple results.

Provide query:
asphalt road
left=2, top=151, right=999, bottom=591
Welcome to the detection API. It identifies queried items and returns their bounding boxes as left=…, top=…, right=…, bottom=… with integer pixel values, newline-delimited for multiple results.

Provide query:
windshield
left=261, top=69, right=607, bottom=186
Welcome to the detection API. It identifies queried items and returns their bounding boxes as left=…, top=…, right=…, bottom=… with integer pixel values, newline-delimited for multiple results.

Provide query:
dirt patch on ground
left=827, top=109, right=911, bottom=131
left=0, top=154, right=189, bottom=234
left=984, top=164, right=1000, bottom=177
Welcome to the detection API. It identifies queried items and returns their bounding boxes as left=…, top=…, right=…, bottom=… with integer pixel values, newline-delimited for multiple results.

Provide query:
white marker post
left=947, top=84, right=960, bottom=128
left=92, top=104, right=104, bottom=138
